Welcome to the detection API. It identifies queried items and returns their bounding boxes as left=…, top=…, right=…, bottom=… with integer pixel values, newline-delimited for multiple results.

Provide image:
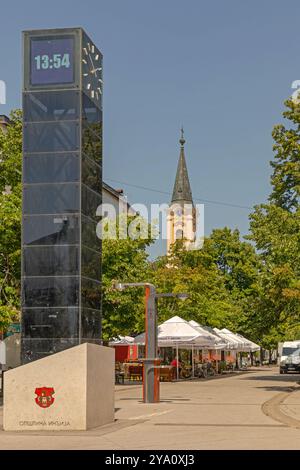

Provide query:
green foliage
left=249, top=204, right=300, bottom=272
left=0, top=110, right=22, bottom=329
left=270, top=98, right=300, bottom=210
left=202, top=227, right=260, bottom=297
left=101, top=215, right=154, bottom=340
left=248, top=97, right=300, bottom=347
left=152, top=239, right=245, bottom=331
left=0, top=305, right=19, bottom=331
left=0, top=110, right=22, bottom=192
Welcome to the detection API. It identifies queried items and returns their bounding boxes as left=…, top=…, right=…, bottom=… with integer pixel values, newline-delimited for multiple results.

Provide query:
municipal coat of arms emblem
left=35, top=387, right=55, bottom=408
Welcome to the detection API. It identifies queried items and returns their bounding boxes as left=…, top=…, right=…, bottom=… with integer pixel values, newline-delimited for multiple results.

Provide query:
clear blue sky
left=1, top=0, right=299, bottom=257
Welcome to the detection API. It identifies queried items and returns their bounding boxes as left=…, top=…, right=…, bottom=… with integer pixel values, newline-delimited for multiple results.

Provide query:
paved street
left=1, top=367, right=300, bottom=450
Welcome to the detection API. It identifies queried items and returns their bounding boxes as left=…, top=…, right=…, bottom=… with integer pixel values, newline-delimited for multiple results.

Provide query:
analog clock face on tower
left=82, top=41, right=103, bottom=102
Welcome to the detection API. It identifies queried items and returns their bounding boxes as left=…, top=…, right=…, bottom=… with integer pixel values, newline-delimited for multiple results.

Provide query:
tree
left=202, top=227, right=260, bottom=296
left=248, top=97, right=300, bottom=346
left=0, top=110, right=22, bottom=330
left=249, top=204, right=300, bottom=274
left=101, top=215, right=154, bottom=340
left=270, top=98, right=300, bottom=211
left=152, top=240, right=243, bottom=330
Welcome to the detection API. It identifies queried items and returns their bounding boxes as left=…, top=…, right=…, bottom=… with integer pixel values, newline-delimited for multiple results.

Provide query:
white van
left=279, top=340, right=300, bottom=374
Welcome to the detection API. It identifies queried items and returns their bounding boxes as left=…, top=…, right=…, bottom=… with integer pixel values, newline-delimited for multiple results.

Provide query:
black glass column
left=21, top=28, right=103, bottom=363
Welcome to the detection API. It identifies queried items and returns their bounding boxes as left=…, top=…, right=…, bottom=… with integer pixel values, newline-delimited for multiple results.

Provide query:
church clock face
left=82, top=41, right=103, bottom=102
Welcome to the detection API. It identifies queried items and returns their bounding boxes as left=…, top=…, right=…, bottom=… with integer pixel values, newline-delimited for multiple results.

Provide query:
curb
left=262, top=383, right=300, bottom=429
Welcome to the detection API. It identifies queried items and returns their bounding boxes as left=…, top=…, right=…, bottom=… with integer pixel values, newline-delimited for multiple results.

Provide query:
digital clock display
left=30, top=36, right=74, bottom=85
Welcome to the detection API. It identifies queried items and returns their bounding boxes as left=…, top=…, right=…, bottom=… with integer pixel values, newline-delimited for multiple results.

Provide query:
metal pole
left=113, top=282, right=187, bottom=403
left=192, top=345, right=194, bottom=378
left=176, top=344, right=179, bottom=380
left=143, top=284, right=160, bottom=403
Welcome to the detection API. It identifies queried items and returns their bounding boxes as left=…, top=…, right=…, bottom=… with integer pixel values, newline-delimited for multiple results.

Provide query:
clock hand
left=89, top=53, right=96, bottom=74
left=91, top=67, right=102, bottom=74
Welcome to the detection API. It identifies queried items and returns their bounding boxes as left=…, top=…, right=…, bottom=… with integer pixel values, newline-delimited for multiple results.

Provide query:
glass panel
left=81, top=246, right=101, bottom=281
left=24, top=153, right=79, bottom=184
left=22, top=308, right=79, bottom=339
left=82, top=154, right=102, bottom=193
left=81, top=184, right=101, bottom=220
left=21, top=338, right=78, bottom=363
left=82, top=93, right=102, bottom=123
left=23, top=183, right=79, bottom=215
left=82, top=122, right=102, bottom=163
left=81, top=277, right=101, bottom=310
left=23, top=91, right=80, bottom=122
left=24, top=121, right=79, bottom=153
left=81, top=309, right=102, bottom=340
left=23, top=246, right=79, bottom=276
left=81, top=215, right=99, bottom=250
left=23, top=276, right=79, bottom=308
left=23, top=214, right=79, bottom=245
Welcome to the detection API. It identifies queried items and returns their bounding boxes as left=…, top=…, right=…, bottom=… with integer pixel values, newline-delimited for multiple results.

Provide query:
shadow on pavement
left=254, top=386, right=295, bottom=392
left=118, top=397, right=191, bottom=403
left=241, top=372, right=300, bottom=391
left=242, top=374, right=300, bottom=383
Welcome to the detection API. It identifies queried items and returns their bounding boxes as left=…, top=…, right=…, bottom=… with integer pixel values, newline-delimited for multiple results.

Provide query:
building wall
left=102, top=188, right=128, bottom=215
left=102, top=184, right=135, bottom=216
left=0, top=115, right=10, bottom=133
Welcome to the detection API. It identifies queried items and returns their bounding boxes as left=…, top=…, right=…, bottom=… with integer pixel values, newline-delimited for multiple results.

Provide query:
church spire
left=171, top=128, right=193, bottom=204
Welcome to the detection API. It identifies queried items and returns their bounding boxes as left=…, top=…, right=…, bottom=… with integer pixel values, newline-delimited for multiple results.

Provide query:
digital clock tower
left=21, top=28, right=103, bottom=363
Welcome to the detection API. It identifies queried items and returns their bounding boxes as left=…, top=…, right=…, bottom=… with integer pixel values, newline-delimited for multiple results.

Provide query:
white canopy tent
left=134, top=316, right=220, bottom=348
left=213, top=328, right=245, bottom=350
left=235, top=333, right=260, bottom=352
left=219, top=328, right=259, bottom=352
left=189, top=320, right=227, bottom=350
left=109, top=335, right=135, bottom=346
left=134, top=316, right=227, bottom=379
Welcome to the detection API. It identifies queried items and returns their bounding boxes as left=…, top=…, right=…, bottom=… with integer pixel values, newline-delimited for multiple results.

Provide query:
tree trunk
left=260, top=348, right=264, bottom=365
left=269, top=349, right=272, bottom=365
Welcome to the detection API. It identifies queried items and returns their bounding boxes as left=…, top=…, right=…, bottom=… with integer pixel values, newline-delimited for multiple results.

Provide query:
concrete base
left=3, top=343, right=114, bottom=431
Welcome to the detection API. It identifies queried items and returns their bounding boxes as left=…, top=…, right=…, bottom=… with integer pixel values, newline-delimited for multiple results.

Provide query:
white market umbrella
left=213, top=328, right=243, bottom=350
left=220, top=328, right=253, bottom=351
left=134, top=316, right=218, bottom=348
left=109, top=335, right=135, bottom=346
left=134, top=316, right=218, bottom=380
left=189, top=320, right=227, bottom=350
left=235, top=333, right=260, bottom=352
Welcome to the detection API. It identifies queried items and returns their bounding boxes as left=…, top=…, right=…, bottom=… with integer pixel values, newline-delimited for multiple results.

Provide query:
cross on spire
left=180, top=126, right=185, bottom=147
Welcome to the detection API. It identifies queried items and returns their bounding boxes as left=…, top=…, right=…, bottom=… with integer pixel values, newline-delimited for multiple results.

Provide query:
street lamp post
left=113, top=281, right=188, bottom=403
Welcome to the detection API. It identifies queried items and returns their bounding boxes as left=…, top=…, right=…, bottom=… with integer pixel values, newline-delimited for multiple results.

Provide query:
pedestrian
left=171, top=357, right=181, bottom=378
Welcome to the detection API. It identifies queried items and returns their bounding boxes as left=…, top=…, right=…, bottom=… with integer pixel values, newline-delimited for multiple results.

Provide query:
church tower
left=167, top=129, right=196, bottom=254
